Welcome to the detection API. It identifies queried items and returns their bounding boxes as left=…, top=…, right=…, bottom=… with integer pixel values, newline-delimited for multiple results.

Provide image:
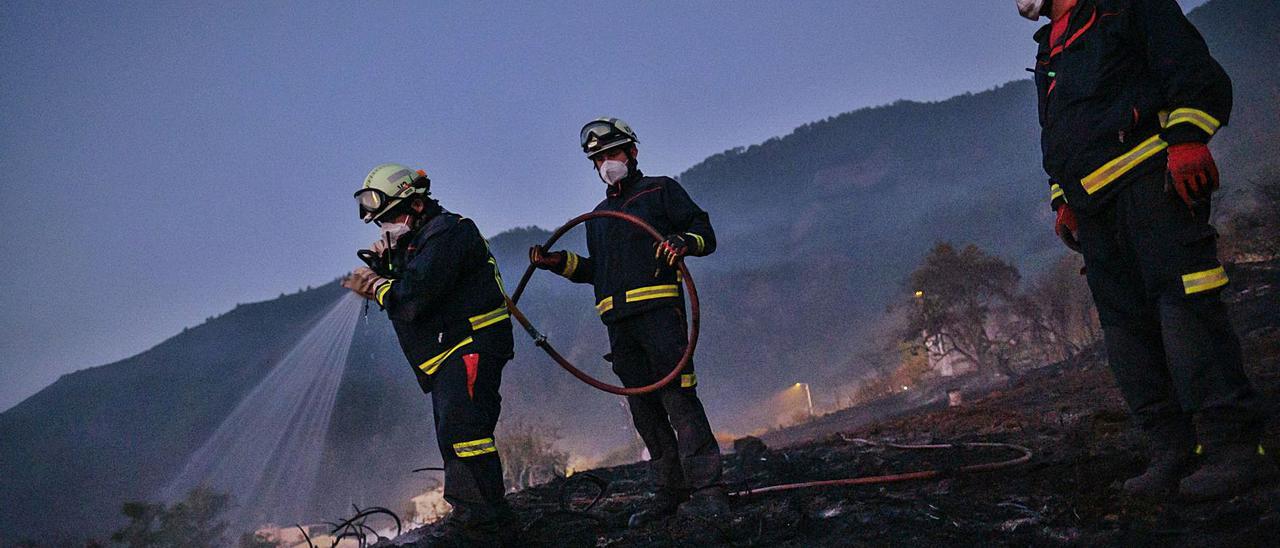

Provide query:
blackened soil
left=392, top=260, right=1280, bottom=547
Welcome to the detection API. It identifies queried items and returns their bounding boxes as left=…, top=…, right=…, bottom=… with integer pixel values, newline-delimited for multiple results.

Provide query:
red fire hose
left=504, top=210, right=699, bottom=396
left=730, top=438, right=1033, bottom=497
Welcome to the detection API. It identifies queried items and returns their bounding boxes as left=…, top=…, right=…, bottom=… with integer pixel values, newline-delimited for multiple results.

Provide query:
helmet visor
left=354, top=188, right=403, bottom=223
left=581, top=119, right=637, bottom=157
left=356, top=188, right=387, bottom=211
left=580, top=121, right=618, bottom=147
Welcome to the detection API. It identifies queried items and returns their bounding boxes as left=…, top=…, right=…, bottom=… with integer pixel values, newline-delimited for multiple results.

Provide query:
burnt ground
left=388, top=260, right=1280, bottom=547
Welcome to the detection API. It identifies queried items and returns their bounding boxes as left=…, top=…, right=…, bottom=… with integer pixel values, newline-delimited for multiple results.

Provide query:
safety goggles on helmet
left=354, top=187, right=409, bottom=223
left=355, top=186, right=399, bottom=215
left=580, top=118, right=638, bottom=157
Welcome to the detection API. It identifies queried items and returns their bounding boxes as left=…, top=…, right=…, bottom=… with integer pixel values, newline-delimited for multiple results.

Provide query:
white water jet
left=161, top=293, right=362, bottom=530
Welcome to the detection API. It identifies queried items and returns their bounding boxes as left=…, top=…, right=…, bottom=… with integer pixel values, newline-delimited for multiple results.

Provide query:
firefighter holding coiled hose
left=529, top=118, right=730, bottom=526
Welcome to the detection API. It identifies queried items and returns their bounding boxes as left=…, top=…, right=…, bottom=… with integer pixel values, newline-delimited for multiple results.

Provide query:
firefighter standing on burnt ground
left=1015, top=0, right=1275, bottom=500
left=529, top=118, right=731, bottom=525
left=342, top=164, right=517, bottom=545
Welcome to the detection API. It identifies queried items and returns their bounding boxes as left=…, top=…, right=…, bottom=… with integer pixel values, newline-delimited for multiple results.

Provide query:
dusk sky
left=0, top=0, right=1208, bottom=411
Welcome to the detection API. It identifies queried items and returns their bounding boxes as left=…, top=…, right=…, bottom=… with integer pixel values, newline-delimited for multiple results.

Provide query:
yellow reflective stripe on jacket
left=1182, top=266, right=1228, bottom=295
left=681, top=373, right=698, bottom=388
left=375, top=281, right=394, bottom=307
left=686, top=233, right=706, bottom=254
left=1081, top=135, right=1168, bottom=195
left=627, top=284, right=680, bottom=302
left=563, top=251, right=580, bottom=278
left=468, top=306, right=510, bottom=331
left=1050, top=183, right=1065, bottom=203
left=418, top=337, right=474, bottom=376
left=453, top=437, right=497, bottom=458
left=595, top=284, right=681, bottom=315
left=595, top=296, right=614, bottom=315
left=488, top=256, right=506, bottom=294
left=1165, top=107, right=1221, bottom=136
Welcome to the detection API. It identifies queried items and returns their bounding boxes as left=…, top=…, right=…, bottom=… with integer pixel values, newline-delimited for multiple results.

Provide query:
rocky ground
left=387, top=260, right=1280, bottom=547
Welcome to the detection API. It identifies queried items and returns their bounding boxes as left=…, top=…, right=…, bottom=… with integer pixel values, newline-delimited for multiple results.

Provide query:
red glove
left=529, top=245, right=566, bottom=271
left=1055, top=205, right=1081, bottom=253
left=1166, top=142, right=1219, bottom=208
left=654, top=234, right=691, bottom=267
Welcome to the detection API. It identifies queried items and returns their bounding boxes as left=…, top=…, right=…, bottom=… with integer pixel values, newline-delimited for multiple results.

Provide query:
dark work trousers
left=607, top=305, right=723, bottom=493
left=1077, top=166, right=1266, bottom=448
left=428, top=335, right=511, bottom=523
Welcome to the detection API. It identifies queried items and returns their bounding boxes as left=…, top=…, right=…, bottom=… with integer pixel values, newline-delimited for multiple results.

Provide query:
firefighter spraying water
left=342, top=164, right=518, bottom=546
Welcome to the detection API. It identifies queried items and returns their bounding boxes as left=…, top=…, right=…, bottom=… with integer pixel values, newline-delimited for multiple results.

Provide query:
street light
left=795, top=382, right=814, bottom=418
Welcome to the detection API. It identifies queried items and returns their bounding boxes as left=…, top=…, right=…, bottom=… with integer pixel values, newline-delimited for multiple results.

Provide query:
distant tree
left=497, top=420, right=569, bottom=491
left=905, top=243, right=1023, bottom=379
left=110, top=486, right=230, bottom=548
left=1015, top=253, right=1100, bottom=363
left=111, top=501, right=166, bottom=547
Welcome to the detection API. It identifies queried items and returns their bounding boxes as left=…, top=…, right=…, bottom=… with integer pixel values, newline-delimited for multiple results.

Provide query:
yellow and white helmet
left=354, top=163, right=430, bottom=223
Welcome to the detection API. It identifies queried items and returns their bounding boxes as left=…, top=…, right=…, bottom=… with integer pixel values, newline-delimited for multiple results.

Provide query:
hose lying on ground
left=505, top=210, right=700, bottom=396
left=520, top=439, right=1033, bottom=535
left=730, top=438, right=1033, bottom=497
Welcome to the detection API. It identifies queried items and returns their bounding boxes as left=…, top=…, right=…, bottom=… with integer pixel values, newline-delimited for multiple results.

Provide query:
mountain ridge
left=3, top=0, right=1276, bottom=541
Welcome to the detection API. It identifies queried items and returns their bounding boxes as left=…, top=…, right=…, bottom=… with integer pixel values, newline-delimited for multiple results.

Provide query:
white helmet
left=354, top=163, right=430, bottom=223
left=580, top=117, right=639, bottom=158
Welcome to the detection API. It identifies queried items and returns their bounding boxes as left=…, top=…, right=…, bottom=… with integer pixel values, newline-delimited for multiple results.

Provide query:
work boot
left=1122, top=446, right=1196, bottom=498
left=422, top=507, right=500, bottom=547
left=1179, top=444, right=1278, bottom=502
left=677, top=485, right=731, bottom=520
left=628, top=488, right=689, bottom=528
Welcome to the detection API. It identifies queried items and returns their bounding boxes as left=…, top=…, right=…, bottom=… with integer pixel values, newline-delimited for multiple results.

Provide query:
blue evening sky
left=0, top=1, right=1208, bottom=410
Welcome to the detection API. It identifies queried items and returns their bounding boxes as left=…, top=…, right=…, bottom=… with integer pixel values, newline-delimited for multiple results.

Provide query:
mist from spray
left=161, top=293, right=362, bottom=530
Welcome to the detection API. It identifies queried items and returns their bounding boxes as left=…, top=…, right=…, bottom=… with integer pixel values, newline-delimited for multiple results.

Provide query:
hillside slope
left=2, top=0, right=1275, bottom=542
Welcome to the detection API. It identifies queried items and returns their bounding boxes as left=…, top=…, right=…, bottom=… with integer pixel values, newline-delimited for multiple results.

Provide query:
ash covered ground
left=387, top=260, right=1280, bottom=547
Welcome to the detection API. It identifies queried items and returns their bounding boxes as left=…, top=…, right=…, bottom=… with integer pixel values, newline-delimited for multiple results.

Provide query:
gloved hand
left=655, top=234, right=690, bottom=267
left=1055, top=205, right=1082, bottom=253
left=342, top=267, right=389, bottom=300
left=1166, top=142, right=1219, bottom=208
left=529, top=245, right=567, bottom=271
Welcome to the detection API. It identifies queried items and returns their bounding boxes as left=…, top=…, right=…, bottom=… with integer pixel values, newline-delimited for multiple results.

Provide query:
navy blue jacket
left=375, top=209, right=513, bottom=391
left=1033, top=0, right=1231, bottom=212
left=555, top=173, right=716, bottom=324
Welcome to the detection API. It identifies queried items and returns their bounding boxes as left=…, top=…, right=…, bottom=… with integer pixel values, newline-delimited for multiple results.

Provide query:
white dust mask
left=379, top=221, right=412, bottom=248
left=598, top=159, right=629, bottom=186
